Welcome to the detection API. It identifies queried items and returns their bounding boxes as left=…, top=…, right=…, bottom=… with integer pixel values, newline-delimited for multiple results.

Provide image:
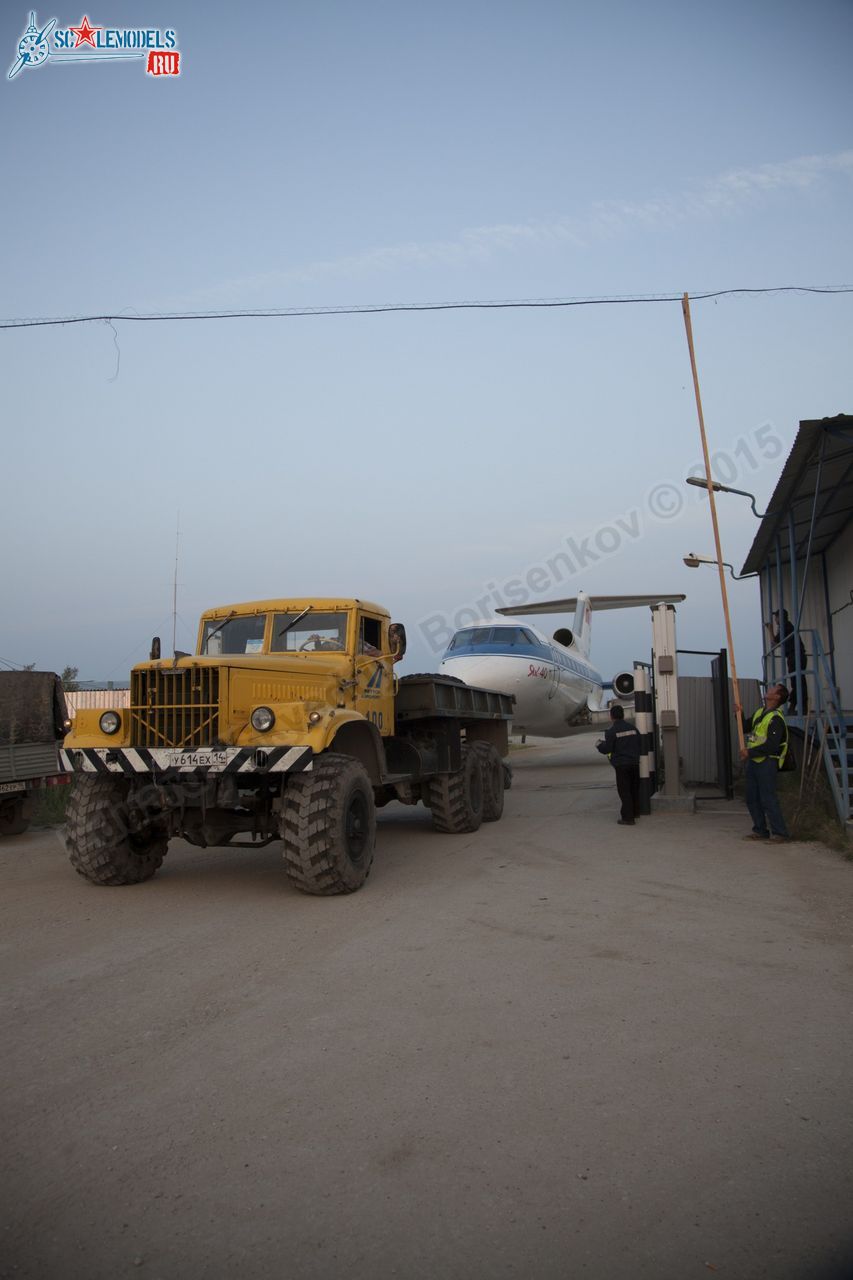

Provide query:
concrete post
left=633, top=665, right=654, bottom=816
left=651, top=602, right=681, bottom=798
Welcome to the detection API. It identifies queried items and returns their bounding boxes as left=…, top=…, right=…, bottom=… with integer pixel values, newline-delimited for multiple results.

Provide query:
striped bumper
left=59, top=746, right=313, bottom=777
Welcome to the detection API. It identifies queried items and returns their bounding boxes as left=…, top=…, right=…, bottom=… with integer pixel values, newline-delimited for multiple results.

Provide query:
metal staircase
left=825, top=728, right=853, bottom=830
left=765, top=630, right=851, bottom=832
left=809, top=633, right=851, bottom=832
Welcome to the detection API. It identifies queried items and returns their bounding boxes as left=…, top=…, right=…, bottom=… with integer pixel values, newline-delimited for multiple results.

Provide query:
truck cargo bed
left=0, top=743, right=62, bottom=785
left=0, top=672, right=67, bottom=784
left=394, top=674, right=513, bottom=723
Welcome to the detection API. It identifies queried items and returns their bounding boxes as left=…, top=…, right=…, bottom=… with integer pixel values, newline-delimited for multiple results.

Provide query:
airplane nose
left=441, top=656, right=528, bottom=700
left=441, top=657, right=509, bottom=687
left=443, top=660, right=477, bottom=682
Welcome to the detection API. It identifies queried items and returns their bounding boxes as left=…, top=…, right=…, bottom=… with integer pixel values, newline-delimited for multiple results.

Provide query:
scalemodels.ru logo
left=8, top=11, right=181, bottom=79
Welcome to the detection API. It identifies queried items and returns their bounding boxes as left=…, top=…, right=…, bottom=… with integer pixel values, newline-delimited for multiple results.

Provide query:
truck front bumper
left=59, top=746, right=314, bottom=777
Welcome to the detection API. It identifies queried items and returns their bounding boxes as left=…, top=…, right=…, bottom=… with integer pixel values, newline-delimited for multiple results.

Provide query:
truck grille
left=130, top=668, right=220, bottom=749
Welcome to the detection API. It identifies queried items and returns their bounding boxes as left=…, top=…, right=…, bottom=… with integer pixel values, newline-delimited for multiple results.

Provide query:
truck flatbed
left=395, top=674, right=514, bottom=722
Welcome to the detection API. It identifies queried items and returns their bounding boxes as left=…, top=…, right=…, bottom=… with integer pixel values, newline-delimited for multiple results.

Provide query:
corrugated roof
left=740, top=414, right=853, bottom=574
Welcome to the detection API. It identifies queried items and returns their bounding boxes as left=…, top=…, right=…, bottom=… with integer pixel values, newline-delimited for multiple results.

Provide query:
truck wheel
left=280, top=754, right=376, bottom=895
left=65, top=776, right=169, bottom=886
left=471, top=743, right=505, bottom=822
left=428, top=747, right=484, bottom=834
left=0, top=795, right=30, bottom=837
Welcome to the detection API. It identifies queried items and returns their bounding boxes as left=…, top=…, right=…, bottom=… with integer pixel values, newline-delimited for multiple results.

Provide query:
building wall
left=824, top=518, right=853, bottom=707
left=758, top=531, right=849, bottom=712
left=65, top=689, right=131, bottom=719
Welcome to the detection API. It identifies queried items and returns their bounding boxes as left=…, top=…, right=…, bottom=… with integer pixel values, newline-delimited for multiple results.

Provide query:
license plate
left=0, top=781, right=26, bottom=795
left=164, top=750, right=230, bottom=768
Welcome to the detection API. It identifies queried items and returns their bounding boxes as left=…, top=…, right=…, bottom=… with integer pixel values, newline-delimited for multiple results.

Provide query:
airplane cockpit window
left=492, top=627, right=535, bottom=645
left=449, top=626, right=536, bottom=649
left=448, top=627, right=488, bottom=649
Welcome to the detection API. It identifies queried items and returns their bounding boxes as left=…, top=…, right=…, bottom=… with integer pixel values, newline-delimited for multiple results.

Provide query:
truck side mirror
left=389, top=622, right=407, bottom=661
left=150, top=636, right=161, bottom=660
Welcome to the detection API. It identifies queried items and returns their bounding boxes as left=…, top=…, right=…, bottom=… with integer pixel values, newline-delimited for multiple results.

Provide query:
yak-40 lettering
left=61, top=597, right=513, bottom=895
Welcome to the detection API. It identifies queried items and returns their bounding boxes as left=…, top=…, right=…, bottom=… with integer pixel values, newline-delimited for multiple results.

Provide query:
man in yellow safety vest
left=739, top=682, right=790, bottom=843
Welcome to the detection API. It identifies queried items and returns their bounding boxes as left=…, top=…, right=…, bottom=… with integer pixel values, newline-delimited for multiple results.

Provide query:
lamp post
left=683, top=553, right=758, bottom=581
left=685, top=476, right=769, bottom=519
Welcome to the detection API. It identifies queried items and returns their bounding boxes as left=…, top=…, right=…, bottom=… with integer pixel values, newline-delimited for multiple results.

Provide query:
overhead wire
left=0, top=285, right=851, bottom=330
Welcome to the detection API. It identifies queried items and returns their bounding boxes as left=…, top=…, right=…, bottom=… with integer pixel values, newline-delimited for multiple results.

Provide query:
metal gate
left=676, top=648, right=734, bottom=798
left=710, top=649, right=734, bottom=800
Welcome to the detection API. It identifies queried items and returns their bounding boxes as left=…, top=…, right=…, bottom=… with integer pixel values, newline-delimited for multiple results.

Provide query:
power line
left=1, top=285, right=851, bottom=330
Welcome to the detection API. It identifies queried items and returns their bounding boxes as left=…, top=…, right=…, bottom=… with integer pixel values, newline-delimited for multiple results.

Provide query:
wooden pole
left=681, top=293, right=746, bottom=753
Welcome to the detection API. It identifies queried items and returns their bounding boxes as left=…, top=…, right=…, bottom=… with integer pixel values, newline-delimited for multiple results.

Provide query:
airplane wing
left=496, top=594, right=685, bottom=616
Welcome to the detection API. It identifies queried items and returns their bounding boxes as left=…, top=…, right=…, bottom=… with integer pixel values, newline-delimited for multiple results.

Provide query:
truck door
left=354, top=614, right=394, bottom=737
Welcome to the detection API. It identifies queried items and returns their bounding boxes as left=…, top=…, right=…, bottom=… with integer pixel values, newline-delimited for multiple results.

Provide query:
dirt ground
left=2, top=738, right=852, bottom=1280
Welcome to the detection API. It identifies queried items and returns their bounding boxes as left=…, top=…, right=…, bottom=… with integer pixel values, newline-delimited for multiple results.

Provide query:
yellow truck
left=60, top=598, right=513, bottom=895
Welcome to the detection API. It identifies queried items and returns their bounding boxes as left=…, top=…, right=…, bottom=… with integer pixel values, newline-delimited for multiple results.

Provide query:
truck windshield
left=201, top=614, right=267, bottom=655
left=271, top=611, right=348, bottom=653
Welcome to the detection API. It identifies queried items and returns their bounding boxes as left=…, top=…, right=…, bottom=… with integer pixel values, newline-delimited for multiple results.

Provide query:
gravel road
left=2, top=739, right=852, bottom=1280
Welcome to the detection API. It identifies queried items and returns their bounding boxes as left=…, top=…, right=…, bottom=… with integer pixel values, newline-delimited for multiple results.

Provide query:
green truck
left=0, top=671, right=70, bottom=836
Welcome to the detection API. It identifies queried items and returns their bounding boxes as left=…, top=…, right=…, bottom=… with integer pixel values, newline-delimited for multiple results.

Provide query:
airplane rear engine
left=611, top=671, right=635, bottom=699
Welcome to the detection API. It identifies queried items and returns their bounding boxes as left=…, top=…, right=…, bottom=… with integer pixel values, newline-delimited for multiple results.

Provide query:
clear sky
left=2, top=0, right=851, bottom=683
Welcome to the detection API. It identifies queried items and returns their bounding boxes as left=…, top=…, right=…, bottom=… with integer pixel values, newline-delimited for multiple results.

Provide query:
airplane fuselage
left=439, top=624, right=604, bottom=737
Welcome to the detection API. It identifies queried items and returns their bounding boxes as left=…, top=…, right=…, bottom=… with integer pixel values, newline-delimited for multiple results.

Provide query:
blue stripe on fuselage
left=443, top=642, right=602, bottom=685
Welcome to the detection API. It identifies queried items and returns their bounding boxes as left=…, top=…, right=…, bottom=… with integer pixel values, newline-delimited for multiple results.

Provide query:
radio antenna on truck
left=172, top=512, right=180, bottom=657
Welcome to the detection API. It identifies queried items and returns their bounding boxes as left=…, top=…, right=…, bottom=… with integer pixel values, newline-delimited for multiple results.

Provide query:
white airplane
left=438, top=591, right=685, bottom=738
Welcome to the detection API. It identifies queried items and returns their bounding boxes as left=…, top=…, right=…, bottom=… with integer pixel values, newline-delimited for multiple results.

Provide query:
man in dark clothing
left=766, top=608, right=808, bottom=715
left=740, top=682, right=790, bottom=843
left=596, top=704, right=641, bottom=825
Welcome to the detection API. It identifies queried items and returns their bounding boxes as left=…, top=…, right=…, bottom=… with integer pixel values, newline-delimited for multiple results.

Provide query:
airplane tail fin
left=572, top=592, right=593, bottom=658
left=496, top=592, right=686, bottom=661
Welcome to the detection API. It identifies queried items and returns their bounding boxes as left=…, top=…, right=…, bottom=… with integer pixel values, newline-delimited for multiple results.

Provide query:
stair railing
left=763, top=630, right=849, bottom=829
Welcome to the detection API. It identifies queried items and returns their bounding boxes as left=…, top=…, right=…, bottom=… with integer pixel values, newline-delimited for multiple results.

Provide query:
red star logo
left=69, top=15, right=102, bottom=48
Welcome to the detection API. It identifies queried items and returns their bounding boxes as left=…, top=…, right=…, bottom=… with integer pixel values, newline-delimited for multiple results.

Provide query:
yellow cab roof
left=200, top=598, right=390, bottom=621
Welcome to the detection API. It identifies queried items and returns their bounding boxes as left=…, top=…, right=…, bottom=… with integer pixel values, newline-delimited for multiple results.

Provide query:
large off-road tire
left=65, top=776, right=169, bottom=886
left=471, top=743, right=505, bottom=822
left=428, top=747, right=484, bottom=834
left=0, top=795, right=30, bottom=837
left=280, top=754, right=376, bottom=896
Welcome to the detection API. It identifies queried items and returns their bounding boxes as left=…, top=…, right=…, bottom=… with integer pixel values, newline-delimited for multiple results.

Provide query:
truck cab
left=65, top=598, right=399, bottom=768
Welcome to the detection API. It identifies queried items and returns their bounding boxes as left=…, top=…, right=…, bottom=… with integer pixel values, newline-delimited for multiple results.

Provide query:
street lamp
left=683, top=552, right=758, bottom=581
left=685, top=475, right=768, bottom=519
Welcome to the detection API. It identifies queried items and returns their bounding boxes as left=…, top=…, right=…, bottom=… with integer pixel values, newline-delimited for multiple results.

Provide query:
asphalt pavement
left=2, top=738, right=852, bottom=1280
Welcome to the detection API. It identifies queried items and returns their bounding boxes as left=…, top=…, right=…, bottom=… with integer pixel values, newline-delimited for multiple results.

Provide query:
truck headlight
left=99, top=711, right=121, bottom=735
left=251, top=706, right=275, bottom=732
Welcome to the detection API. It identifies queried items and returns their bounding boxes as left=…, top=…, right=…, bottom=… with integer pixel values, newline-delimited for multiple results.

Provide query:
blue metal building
left=741, top=413, right=852, bottom=829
